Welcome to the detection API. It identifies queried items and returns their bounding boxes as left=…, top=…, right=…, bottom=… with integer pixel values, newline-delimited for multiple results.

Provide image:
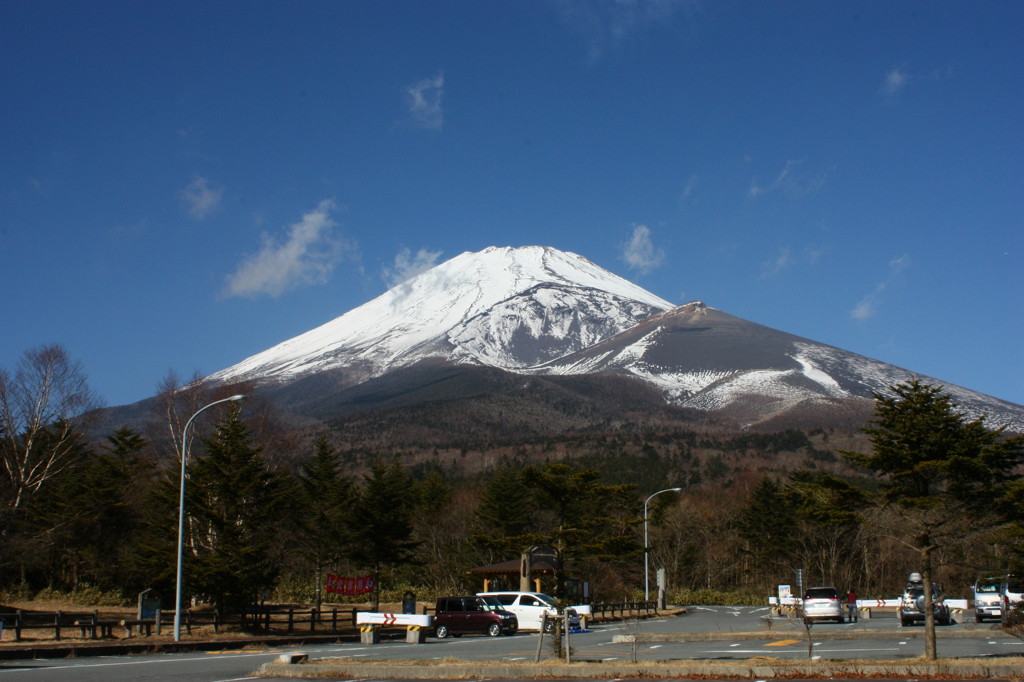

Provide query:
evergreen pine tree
left=736, top=476, right=799, bottom=586
left=187, top=408, right=288, bottom=614
left=297, top=433, right=352, bottom=606
left=350, top=457, right=419, bottom=609
left=843, top=380, right=1024, bottom=660
left=472, top=466, right=535, bottom=559
left=519, top=461, right=638, bottom=595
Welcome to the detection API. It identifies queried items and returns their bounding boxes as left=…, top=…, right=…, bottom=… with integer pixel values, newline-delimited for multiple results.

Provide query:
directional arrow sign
left=356, top=612, right=431, bottom=627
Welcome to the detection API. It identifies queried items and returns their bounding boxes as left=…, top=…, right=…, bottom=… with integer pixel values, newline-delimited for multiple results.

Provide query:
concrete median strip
left=254, top=628, right=1023, bottom=679
left=255, top=657, right=1024, bottom=679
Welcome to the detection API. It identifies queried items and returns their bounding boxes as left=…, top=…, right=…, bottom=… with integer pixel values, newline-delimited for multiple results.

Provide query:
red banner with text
left=325, top=573, right=376, bottom=596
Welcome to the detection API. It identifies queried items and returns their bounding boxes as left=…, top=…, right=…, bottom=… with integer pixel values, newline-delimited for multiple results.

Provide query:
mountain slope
left=538, top=301, right=1024, bottom=431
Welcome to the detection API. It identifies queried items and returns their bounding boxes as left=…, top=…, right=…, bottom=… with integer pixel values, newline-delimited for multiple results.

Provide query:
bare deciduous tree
left=0, top=345, right=99, bottom=524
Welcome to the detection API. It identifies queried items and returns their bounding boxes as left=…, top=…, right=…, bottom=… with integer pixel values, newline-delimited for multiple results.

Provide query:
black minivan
left=433, top=595, right=518, bottom=638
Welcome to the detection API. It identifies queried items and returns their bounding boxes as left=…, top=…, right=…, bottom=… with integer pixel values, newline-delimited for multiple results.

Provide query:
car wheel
left=487, top=622, right=501, bottom=637
left=543, top=619, right=555, bottom=633
left=435, top=624, right=450, bottom=639
left=837, top=615, right=844, bottom=624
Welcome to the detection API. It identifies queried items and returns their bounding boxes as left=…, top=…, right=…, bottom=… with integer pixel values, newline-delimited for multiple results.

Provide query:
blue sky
left=2, top=0, right=1022, bottom=409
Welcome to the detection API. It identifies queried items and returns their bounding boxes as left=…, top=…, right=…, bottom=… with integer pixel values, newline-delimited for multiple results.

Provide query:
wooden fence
left=0, top=605, right=362, bottom=641
left=0, top=601, right=658, bottom=640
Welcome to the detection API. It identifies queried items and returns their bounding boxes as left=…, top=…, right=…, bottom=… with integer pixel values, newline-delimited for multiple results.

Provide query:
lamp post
left=644, top=487, right=682, bottom=602
left=173, top=394, right=245, bottom=642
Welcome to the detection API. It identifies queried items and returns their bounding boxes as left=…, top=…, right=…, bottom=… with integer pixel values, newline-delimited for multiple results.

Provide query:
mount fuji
left=207, top=246, right=1024, bottom=432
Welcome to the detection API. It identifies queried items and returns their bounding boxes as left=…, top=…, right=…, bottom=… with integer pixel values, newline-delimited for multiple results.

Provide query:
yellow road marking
left=204, top=649, right=285, bottom=655
left=764, top=639, right=800, bottom=647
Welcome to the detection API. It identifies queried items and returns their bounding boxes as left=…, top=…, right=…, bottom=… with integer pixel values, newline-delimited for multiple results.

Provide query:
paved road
left=0, top=606, right=1017, bottom=681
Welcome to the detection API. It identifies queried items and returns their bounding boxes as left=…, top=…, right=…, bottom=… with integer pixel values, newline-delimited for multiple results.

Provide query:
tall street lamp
left=174, top=394, right=245, bottom=642
left=644, top=487, right=682, bottom=602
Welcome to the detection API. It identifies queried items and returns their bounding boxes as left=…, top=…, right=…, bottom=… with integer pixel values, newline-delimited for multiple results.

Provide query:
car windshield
left=537, top=593, right=556, bottom=605
left=1007, top=580, right=1021, bottom=593
left=480, top=596, right=504, bottom=611
left=804, top=588, right=836, bottom=599
left=975, top=580, right=1001, bottom=593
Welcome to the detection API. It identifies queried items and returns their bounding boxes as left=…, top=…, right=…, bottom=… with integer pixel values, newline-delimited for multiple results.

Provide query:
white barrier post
left=356, top=612, right=432, bottom=644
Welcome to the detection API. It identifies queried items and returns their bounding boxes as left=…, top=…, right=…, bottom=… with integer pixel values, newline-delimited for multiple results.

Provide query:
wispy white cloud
left=680, top=174, right=698, bottom=202
left=760, top=244, right=827, bottom=278
left=382, top=247, right=443, bottom=288
left=621, top=224, right=666, bottom=274
left=180, top=176, right=223, bottom=219
left=760, top=247, right=794, bottom=277
left=851, top=296, right=877, bottom=321
left=851, top=254, right=910, bottom=321
left=881, top=65, right=910, bottom=96
left=405, top=72, right=445, bottom=130
left=223, top=199, right=353, bottom=298
left=888, top=254, right=909, bottom=275
left=750, top=159, right=834, bottom=199
left=556, top=0, right=698, bottom=61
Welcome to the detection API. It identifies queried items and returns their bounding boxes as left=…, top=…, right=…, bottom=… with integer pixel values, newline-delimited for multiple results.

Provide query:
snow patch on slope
left=790, top=350, right=848, bottom=397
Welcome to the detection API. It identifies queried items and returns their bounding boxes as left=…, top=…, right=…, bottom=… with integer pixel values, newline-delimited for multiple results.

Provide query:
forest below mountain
left=3, top=350, right=1020, bottom=615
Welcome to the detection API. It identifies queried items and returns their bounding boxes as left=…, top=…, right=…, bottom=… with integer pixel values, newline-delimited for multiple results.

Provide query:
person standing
left=846, top=589, right=858, bottom=623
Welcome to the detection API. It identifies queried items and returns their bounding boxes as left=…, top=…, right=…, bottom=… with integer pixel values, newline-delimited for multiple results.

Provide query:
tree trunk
left=371, top=568, right=380, bottom=612
left=921, top=546, right=937, bottom=660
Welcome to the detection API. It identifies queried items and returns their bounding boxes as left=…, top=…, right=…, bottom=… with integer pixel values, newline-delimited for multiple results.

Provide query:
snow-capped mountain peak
left=208, top=246, right=672, bottom=386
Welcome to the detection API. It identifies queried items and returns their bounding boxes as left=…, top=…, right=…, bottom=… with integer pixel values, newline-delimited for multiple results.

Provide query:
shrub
left=668, top=588, right=764, bottom=606
left=1003, top=602, right=1024, bottom=641
left=0, top=582, right=34, bottom=603
left=32, top=584, right=128, bottom=607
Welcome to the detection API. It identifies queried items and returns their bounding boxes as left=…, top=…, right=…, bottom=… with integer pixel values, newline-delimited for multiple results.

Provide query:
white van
left=972, top=575, right=1003, bottom=623
left=476, top=591, right=591, bottom=631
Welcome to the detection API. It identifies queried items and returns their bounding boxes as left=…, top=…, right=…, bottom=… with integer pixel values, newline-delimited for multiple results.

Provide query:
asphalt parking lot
left=251, top=605, right=1023, bottom=680
left=272, top=605, right=1022, bottom=664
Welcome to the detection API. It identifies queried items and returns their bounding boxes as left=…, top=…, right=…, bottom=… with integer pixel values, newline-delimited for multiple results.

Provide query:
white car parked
left=476, top=591, right=591, bottom=631
left=802, top=586, right=844, bottom=624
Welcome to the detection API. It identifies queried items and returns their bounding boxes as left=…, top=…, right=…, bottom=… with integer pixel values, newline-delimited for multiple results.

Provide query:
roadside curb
left=0, top=632, right=366, bottom=660
left=256, top=659, right=1024, bottom=679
